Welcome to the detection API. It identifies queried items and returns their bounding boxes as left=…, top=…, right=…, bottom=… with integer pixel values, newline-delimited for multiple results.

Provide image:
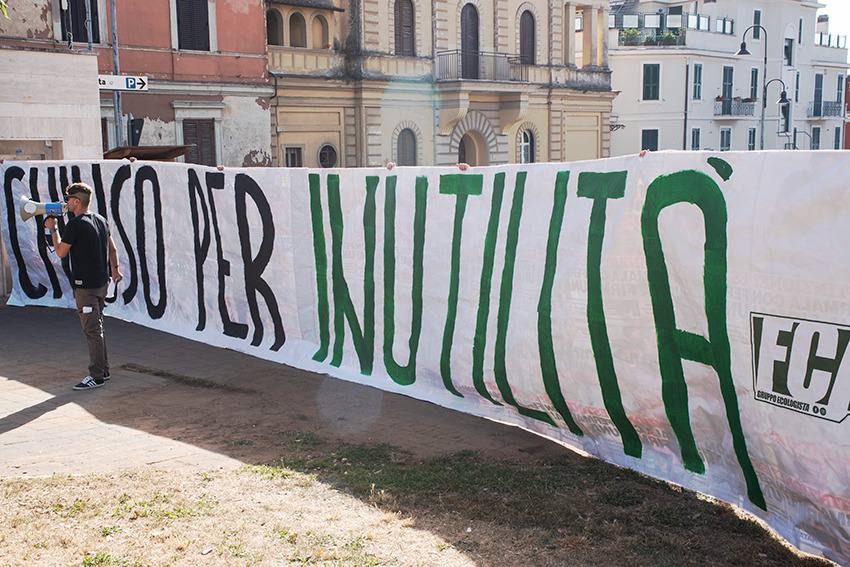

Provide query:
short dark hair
left=65, top=182, right=92, bottom=206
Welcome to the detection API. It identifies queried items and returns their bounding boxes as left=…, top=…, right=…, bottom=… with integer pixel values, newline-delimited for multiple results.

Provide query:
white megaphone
left=18, top=195, right=67, bottom=222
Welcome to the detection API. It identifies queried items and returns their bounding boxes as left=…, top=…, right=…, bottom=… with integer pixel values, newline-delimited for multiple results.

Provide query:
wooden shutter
left=101, top=118, right=110, bottom=154
left=394, top=0, right=415, bottom=56
left=183, top=119, right=216, bottom=166
left=177, top=0, right=210, bottom=51
left=643, top=64, right=659, bottom=100
left=520, top=11, right=535, bottom=65
left=397, top=129, right=416, bottom=166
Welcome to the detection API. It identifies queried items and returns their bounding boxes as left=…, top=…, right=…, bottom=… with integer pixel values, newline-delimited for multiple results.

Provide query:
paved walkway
left=0, top=304, right=563, bottom=477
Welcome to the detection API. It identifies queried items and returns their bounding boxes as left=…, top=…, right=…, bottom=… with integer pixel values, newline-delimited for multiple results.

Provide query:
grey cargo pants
left=74, top=284, right=109, bottom=380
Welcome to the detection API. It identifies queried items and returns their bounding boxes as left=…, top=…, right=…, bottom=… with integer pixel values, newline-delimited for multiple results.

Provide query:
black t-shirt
left=62, top=212, right=110, bottom=289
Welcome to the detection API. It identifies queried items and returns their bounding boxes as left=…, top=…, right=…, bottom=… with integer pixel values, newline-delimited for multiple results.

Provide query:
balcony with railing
left=435, top=50, right=529, bottom=82
left=714, top=99, right=756, bottom=118
left=618, top=28, right=685, bottom=47
left=611, top=11, right=735, bottom=49
left=807, top=101, right=844, bottom=118
left=816, top=33, right=848, bottom=49
left=268, top=45, right=343, bottom=75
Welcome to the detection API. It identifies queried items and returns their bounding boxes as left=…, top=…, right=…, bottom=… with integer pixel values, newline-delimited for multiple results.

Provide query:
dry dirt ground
left=0, top=306, right=835, bottom=566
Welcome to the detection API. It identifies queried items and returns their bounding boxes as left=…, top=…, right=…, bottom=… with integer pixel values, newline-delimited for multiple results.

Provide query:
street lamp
left=765, top=78, right=790, bottom=105
left=764, top=78, right=790, bottom=139
left=793, top=128, right=813, bottom=150
left=735, top=25, right=769, bottom=149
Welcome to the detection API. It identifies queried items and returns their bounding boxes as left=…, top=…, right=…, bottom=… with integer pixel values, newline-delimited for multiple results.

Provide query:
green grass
left=110, top=491, right=211, bottom=521
left=81, top=553, right=141, bottom=567
left=239, top=432, right=830, bottom=566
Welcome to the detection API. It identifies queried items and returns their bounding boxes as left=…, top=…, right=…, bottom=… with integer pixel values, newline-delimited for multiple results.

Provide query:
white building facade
left=608, top=0, right=849, bottom=155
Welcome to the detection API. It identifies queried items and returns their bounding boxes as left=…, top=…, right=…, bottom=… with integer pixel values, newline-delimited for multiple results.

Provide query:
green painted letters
left=383, top=176, right=428, bottom=386
left=308, top=173, right=330, bottom=362
left=537, top=171, right=584, bottom=436
left=494, top=172, right=557, bottom=425
left=439, top=173, right=484, bottom=397
left=472, top=173, right=506, bottom=405
left=327, top=174, right=377, bottom=375
left=641, top=169, right=765, bottom=510
left=577, top=171, right=642, bottom=457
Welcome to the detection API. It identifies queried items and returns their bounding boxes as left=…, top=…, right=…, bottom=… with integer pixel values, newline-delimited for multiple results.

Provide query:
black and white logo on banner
left=752, top=312, right=850, bottom=423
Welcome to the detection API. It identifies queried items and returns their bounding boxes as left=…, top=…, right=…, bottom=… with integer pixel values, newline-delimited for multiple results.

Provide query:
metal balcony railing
left=815, top=33, right=848, bottom=49
left=435, top=50, right=529, bottom=82
left=610, top=12, right=733, bottom=35
left=714, top=99, right=756, bottom=117
left=807, top=101, right=844, bottom=118
left=618, top=28, right=686, bottom=47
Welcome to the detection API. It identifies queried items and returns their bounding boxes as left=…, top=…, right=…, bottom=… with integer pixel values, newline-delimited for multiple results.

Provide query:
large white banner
left=1, top=153, right=849, bottom=563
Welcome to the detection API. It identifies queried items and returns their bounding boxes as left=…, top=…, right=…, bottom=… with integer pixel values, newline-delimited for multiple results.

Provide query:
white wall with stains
left=222, top=96, right=272, bottom=167
left=1, top=49, right=102, bottom=159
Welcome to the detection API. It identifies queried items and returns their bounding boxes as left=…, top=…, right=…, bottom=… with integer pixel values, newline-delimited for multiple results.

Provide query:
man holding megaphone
left=44, top=182, right=123, bottom=391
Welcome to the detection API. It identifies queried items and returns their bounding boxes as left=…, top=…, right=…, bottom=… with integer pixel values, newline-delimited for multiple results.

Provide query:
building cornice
left=148, top=81, right=274, bottom=97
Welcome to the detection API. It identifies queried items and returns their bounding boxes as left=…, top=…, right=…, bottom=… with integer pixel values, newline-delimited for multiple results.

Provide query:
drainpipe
left=271, top=73, right=280, bottom=165
left=109, top=0, right=125, bottom=147
left=683, top=58, right=689, bottom=150
left=84, top=0, right=93, bottom=51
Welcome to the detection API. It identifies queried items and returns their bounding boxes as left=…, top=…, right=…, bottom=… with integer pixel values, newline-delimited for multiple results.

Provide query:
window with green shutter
left=643, top=64, right=660, bottom=100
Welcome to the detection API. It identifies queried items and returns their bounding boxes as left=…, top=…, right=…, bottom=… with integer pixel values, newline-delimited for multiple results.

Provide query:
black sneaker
left=73, top=376, right=104, bottom=390
left=103, top=371, right=111, bottom=381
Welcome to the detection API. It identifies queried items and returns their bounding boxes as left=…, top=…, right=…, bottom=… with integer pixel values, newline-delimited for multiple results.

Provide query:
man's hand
left=111, top=267, right=123, bottom=284
left=457, top=163, right=470, bottom=171
left=386, top=162, right=396, bottom=170
left=44, top=217, right=57, bottom=230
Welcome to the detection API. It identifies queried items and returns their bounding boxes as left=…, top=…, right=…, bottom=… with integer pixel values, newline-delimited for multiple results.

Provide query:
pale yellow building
left=266, top=0, right=613, bottom=167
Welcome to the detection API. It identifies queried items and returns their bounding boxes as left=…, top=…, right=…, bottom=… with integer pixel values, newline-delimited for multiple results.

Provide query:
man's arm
left=44, top=217, right=71, bottom=258
left=108, top=235, right=123, bottom=283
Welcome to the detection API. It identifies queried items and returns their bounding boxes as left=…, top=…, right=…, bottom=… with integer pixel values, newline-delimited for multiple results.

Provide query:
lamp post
left=766, top=78, right=790, bottom=144
left=793, top=128, right=813, bottom=150
left=735, top=25, right=768, bottom=149
left=109, top=0, right=124, bottom=148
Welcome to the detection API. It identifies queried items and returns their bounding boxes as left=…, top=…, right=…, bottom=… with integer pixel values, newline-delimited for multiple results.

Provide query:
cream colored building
left=0, top=49, right=103, bottom=299
left=266, top=0, right=614, bottom=167
left=608, top=0, right=849, bottom=155
left=0, top=49, right=102, bottom=161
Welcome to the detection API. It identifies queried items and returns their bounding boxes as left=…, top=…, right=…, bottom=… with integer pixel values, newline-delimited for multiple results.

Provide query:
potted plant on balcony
left=621, top=28, right=640, bottom=46
left=643, top=35, right=658, bottom=46
left=659, top=31, right=678, bottom=45
left=715, top=95, right=724, bottom=102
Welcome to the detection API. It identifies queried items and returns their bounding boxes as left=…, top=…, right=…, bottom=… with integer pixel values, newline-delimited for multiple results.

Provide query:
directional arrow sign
left=98, top=74, right=149, bottom=92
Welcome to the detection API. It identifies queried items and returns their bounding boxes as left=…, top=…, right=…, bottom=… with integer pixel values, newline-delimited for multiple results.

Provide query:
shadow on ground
left=0, top=305, right=830, bottom=566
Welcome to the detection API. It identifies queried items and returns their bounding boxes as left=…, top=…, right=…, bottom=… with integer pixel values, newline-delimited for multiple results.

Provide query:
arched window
left=397, top=128, right=417, bottom=166
left=458, top=134, right=468, bottom=164
left=461, top=4, right=479, bottom=79
left=394, top=0, right=415, bottom=56
left=266, top=10, right=283, bottom=45
left=519, top=10, right=535, bottom=65
left=267, top=10, right=283, bottom=45
left=312, top=15, right=329, bottom=48
left=519, top=130, right=535, bottom=163
left=289, top=12, right=306, bottom=48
